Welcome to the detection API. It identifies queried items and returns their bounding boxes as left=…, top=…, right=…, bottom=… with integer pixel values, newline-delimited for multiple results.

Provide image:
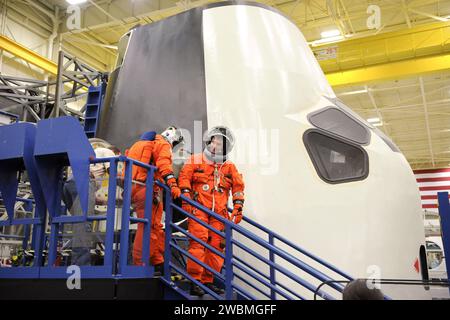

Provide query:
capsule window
left=308, top=106, right=370, bottom=145
left=303, top=130, right=369, bottom=184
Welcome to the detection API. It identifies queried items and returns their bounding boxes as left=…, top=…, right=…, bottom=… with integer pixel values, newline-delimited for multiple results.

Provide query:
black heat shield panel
left=97, top=7, right=207, bottom=152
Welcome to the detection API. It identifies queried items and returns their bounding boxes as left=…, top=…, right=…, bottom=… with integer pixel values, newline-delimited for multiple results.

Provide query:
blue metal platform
left=0, top=117, right=355, bottom=300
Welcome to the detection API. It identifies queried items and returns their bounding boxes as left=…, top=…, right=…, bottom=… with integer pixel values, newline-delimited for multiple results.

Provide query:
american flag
left=414, top=168, right=450, bottom=211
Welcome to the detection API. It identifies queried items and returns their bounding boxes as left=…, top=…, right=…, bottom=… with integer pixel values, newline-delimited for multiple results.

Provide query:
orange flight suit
left=127, top=134, right=175, bottom=266
left=178, top=153, right=245, bottom=283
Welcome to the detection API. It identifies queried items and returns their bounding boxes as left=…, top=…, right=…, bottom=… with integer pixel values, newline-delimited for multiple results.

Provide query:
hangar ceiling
left=2, top=0, right=450, bottom=169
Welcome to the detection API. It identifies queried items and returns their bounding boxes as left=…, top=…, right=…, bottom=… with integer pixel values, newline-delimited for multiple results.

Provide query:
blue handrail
left=1, top=153, right=353, bottom=299
left=241, top=215, right=354, bottom=281
left=160, top=181, right=353, bottom=300
left=231, top=237, right=336, bottom=299
left=232, top=254, right=306, bottom=300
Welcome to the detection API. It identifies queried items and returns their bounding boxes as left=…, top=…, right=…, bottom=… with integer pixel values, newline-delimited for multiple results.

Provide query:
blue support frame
left=38, top=158, right=118, bottom=279
left=163, top=183, right=173, bottom=280
left=269, top=233, right=276, bottom=299
left=437, top=192, right=450, bottom=285
left=0, top=123, right=47, bottom=278
left=34, top=117, right=95, bottom=217
left=224, top=224, right=233, bottom=300
left=103, top=158, right=118, bottom=271
left=116, top=157, right=155, bottom=278
left=0, top=118, right=157, bottom=280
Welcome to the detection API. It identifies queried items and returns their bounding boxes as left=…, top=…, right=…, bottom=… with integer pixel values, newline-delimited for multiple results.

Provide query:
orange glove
left=181, top=189, right=192, bottom=214
left=231, top=203, right=243, bottom=224
left=166, top=177, right=181, bottom=199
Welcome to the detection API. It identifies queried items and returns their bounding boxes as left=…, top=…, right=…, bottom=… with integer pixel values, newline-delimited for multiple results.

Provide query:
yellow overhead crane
left=1, top=20, right=450, bottom=88
left=0, top=34, right=58, bottom=75
left=0, top=35, right=90, bottom=97
left=317, top=21, right=450, bottom=87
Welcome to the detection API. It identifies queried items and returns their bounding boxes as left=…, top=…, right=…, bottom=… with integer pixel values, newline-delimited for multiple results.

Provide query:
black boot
left=190, top=284, right=205, bottom=297
left=153, top=263, right=164, bottom=276
left=204, top=283, right=225, bottom=295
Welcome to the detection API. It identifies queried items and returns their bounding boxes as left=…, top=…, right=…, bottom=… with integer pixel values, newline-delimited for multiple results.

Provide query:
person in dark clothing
left=62, top=147, right=117, bottom=266
left=62, top=178, right=97, bottom=266
left=342, top=279, right=384, bottom=300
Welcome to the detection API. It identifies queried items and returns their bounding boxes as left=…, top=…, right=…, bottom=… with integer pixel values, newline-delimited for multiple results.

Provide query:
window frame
left=324, top=96, right=401, bottom=153
left=303, top=129, right=370, bottom=184
left=325, top=96, right=375, bottom=130
left=307, top=105, right=371, bottom=145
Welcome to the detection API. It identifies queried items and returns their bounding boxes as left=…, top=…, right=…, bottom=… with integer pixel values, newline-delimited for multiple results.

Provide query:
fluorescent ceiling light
left=321, top=29, right=341, bottom=38
left=66, top=0, right=87, bottom=5
left=367, top=117, right=380, bottom=123
left=338, top=89, right=368, bottom=96
left=310, top=35, right=344, bottom=46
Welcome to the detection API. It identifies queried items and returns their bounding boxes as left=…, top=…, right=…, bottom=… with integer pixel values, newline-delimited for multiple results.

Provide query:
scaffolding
left=0, top=50, right=104, bottom=122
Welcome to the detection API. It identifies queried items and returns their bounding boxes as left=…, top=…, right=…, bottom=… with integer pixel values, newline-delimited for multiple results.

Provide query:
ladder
left=83, top=83, right=106, bottom=138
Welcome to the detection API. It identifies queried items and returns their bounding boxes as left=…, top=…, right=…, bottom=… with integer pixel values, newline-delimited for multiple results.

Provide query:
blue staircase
left=160, top=183, right=354, bottom=300
left=83, top=84, right=106, bottom=138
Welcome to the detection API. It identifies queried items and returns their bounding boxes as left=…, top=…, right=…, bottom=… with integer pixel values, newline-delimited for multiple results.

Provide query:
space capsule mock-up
left=98, top=1, right=428, bottom=299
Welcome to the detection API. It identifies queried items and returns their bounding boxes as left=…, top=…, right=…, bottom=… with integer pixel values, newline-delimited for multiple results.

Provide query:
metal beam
left=61, top=41, right=108, bottom=71
left=337, top=0, right=354, bottom=34
left=65, top=35, right=118, bottom=50
left=337, top=78, right=450, bottom=95
left=23, top=0, right=55, bottom=21
left=0, top=34, right=57, bottom=74
left=419, top=76, right=435, bottom=167
left=6, top=2, right=53, bottom=33
left=384, top=83, right=450, bottom=109
left=408, top=8, right=448, bottom=22
left=86, top=0, right=126, bottom=38
left=326, top=52, right=450, bottom=87
left=4, top=11, right=50, bottom=39
left=365, top=85, right=390, bottom=136
left=354, top=98, right=450, bottom=113
left=59, top=0, right=211, bottom=35
left=401, top=0, right=412, bottom=28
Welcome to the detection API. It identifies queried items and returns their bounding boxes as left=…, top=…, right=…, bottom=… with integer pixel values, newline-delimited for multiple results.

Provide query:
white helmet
left=161, top=126, right=184, bottom=147
left=203, top=126, right=235, bottom=163
left=90, top=147, right=116, bottom=179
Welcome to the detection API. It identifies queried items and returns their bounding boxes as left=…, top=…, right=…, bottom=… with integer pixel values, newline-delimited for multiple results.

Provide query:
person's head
left=203, top=126, right=235, bottom=163
left=161, top=126, right=184, bottom=148
left=342, top=279, right=384, bottom=300
left=209, top=136, right=224, bottom=156
left=140, top=131, right=156, bottom=141
left=108, top=145, right=121, bottom=155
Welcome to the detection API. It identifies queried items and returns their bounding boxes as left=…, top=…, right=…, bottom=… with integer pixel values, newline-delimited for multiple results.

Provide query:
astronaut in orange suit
left=178, top=126, right=245, bottom=296
left=127, top=127, right=183, bottom=271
